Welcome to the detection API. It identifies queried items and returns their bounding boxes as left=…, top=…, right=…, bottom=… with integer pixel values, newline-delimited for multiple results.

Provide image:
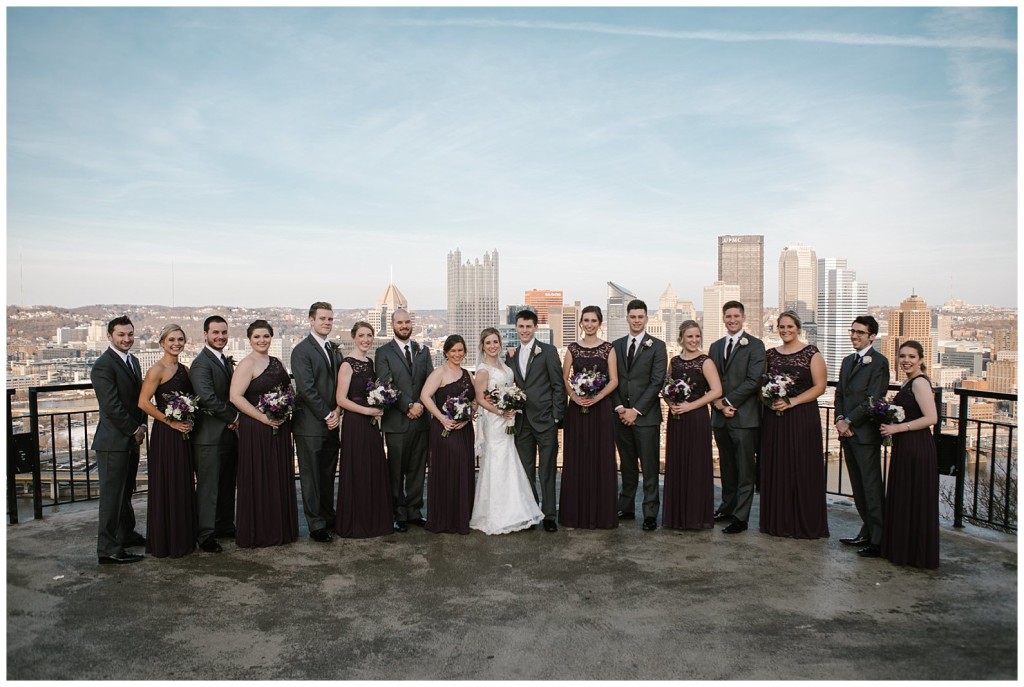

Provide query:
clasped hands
left=835, top=419, right=854, bottom=438
left=616, top=407, right=640, bottom=426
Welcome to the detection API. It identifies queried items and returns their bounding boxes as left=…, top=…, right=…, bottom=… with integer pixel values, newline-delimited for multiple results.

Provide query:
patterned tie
left=627, top=337, right=637, bottom=370
left=725, top=337, right=734, bottom=361
left=324, top=342, right=333, bottom=371
left=404, top=344, right=413, bottom=368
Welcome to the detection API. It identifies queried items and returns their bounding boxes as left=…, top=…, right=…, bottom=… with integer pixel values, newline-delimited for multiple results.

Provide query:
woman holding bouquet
left=334, top=322, right=396, bottom=538
left=559, top=306, right=619, bottom=529
left=420, top=335, right=476, bottom=534
left=879, top=340, right=940, bottom=569
left=662, top=320, right=722, bottom=530
left=469, top=328, right=544, bottom=534
left=229, top=320, right=299, bottom=548
left=759, top=311, right=830, bottom=539
left=138, top=324, right=198, bottom=558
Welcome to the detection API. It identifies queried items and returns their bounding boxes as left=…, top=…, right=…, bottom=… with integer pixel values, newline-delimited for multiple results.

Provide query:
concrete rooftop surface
left=6, top=487, right=1018, bottom=681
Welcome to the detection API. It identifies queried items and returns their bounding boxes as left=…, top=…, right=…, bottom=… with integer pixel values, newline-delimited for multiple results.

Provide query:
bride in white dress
left=469, top=328, right=545, bottom=535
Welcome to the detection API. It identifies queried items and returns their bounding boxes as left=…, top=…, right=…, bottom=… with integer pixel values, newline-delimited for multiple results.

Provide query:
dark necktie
left=627, top=338, right=637, bottom=370
left=126, top=354, right=140, bottom=384
left=725, top=337, right=734, bottom=361
left=404, top=344, right=413, bottom=368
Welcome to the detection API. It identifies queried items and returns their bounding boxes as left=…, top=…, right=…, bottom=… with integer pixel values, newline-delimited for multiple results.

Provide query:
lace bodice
left=344, top=357, right=374, bottom=406
left=478, top=360, right=514, bottom=390
left=243, top=357, right=290, bottom=405
left=765, top=345, right=819, bottom=396
left=567, top=341, right=612, bottom=377
left=669, top=354, right=709, bottom=400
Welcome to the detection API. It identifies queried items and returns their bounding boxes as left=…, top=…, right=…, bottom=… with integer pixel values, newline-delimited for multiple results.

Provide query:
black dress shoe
left=98, top=551, right=144, bottom=565
left=857, top=544, right=881, bottom=557
left=841, top=535, right=871, bottom=546
left=310, top=529, right=333, bottom=543
left=198, top=538, right=223, bottom=553
left=214, top=527, right=237, bottom=539
left=406, top=517, right=428, bottom=528
left=617, top=510, right=636, bottom=520
left=713, top=511, right=733, bottom=522
left=122, top=533, right=146, bottom=547
left=393, top=521, right=408, bottom=533
left=722, top=521, right=748, bottom=534
left=543, top=520, right=558, bottom=532
left=642, top=517, right=657, bottom=531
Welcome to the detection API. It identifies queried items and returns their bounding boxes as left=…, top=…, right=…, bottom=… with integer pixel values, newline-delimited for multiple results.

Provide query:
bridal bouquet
left=440, top=393, right=473, bottom=438
left=162, top=391, right=200, bottom=440
left=761, top=371, right=796, bottom=416
left=366, top=378, right=400, bottom=427
left=257, top=384, right=295, bottom=436
left=866, top=397, right=906, bottom=446
left=661, top=377, right=694, bottom=420
left=489, top=383, right=527, bottom=434
left=569, top=367, right=608, bottom=414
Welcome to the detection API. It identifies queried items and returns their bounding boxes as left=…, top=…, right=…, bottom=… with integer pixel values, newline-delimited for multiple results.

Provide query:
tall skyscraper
left=702, top=281, right=741, bottom=343
left=606, top=282, right=636, bottom=342
left=524, top=290, right=563, bottom=325
left=882, top=293, right=934, bottom=378
left=447, top=248, right=499, bottom=365
left=718, top=235, right=764, bottom=336
left=817, top=258, right=868, bottom=381
left=367, top=281, right=409, bottom=339
left=557, top=302, right=581, bottom=347
left=658, top=283, right=685, bottom=344
left=778, top=245, right=817, bottom=342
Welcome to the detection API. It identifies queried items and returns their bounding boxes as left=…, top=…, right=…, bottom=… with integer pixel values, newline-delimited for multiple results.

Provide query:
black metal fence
left=7, top=380, right=1017, bottom=532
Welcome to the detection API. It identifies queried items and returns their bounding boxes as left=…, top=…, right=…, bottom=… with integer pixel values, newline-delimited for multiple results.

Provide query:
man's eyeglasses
left=848, top=329, right=871, bottom=336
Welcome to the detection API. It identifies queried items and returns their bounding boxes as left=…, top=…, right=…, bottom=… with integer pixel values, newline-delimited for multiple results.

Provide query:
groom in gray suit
left=189, top=315, right=239, bottom=553
left=375, top=308, right=433, bottom=529
left=611, top=299, right=667, bottom=531
left=290, top=301, right=341, bottom=543
left=709, top=300, right=766, bottom=534
left=507, top=309, right=565, bottom=532
left=834, top=315, right=890, bottom=557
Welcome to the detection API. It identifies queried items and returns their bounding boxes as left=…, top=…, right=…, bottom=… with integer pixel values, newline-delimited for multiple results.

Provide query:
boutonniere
left=739, top=337, right=749, bottom=347
left=531, top=345, right=540, bottom=358
left=861, top=355, right=872, bottom=365
left=643, top=339, right=653, bottom=349
left=224, top=355, right=235, bottom=368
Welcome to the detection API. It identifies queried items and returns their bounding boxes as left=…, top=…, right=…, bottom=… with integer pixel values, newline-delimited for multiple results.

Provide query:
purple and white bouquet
left=489, top=383, right=527, bottom=434
left=569, top=367, right=609, bottom=414
left=866, top=397, right=906, bottom=446
left=257, top=384, right=295, bottom=436
left=440, top=393, right=473, bottom=438
left=366, top=378, right=400, bottom=427
left=661, top=377, right=694, bottom=420
left=162, top=391, right=200, bottom=440
left=761, top=371, right=796, bottom=416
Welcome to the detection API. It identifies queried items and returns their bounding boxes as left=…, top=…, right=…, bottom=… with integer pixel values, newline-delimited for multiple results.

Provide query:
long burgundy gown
left=881, top=376, right=940, bottom=569
left=236, top=357, right=299, bottom=548
left=426, top=370, right=476, bottom=534
left=146, top=364, right=198, bottom=558
left=758, top=345, right=830, bottom=539
left=662, top=354, right=715, bottom=530
left=336, top=357, right=394, bottom=538
left=559, top=341, right=618, bottom=529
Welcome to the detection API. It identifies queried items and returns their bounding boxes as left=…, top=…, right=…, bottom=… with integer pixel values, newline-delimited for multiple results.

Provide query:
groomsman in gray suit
left=507, top=309, right=565, bottom=532
left=611, top=299, right=667, bottom=531
left=290, top=301, right=341, bottom=543
left=834, top=315, right=890, bottom=557
left=90, top=316, right=147, bottom=564
left=375, top=308, right=433, bottom=529
left=709, top=300, right=766, bottom=534
left=189, top=315, right=239, bottom=553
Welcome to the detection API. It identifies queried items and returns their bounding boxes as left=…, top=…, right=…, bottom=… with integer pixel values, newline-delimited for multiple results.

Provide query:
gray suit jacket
left=375, top=339, right=433, bottom=433
left=506, top=341, right=565, bottom=433
left=709, top=333, right=766, bottom=429
left=290, top=334, right=339, bottom=437
left=189, top=347, right=238, bottom=446
left=834, top=350, right=891, bottom=445
left=610, top=334, right=667, bottom=427
left=90, top=348, right=145, bottom=452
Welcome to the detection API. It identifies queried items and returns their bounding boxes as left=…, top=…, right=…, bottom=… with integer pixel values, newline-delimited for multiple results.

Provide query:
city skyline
left=7, top=7, right=1017, bottom=309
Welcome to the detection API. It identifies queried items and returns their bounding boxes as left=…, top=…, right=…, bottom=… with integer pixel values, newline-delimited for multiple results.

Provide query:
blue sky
left=7, top=7, right=1018, bottom=311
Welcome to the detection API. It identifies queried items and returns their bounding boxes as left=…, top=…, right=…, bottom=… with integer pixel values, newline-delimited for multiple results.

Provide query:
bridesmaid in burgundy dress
left=759, top=311, right=830, bottom=539
left=229, top=320, right=299, bottom=548
left=420, top=335, right=476, bottom=534
left=335, top=321, right=396, bottom=538
left=662, top=320, right=722, bottom=530
left=559, top=305, right=619, bottom=529
left=138, top=324, right=198, bottom=558
left=879, top=340, right=940, bottom=569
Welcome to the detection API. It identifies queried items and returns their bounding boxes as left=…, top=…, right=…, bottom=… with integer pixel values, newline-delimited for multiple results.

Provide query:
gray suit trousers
left=843, top=439, right=885, bottom=544
left=294, top=433, right=340, bottom=532
left=193, top=439, right=238, bottom=541
left=614, top=424, right=661, bottom=519
left=713, top=425, right=758, bottom=523
left=95, top=446, right=140, bottom=557
left=384, top=428, right=429, bottom=521
left=514, top=422, right=559, bottom=520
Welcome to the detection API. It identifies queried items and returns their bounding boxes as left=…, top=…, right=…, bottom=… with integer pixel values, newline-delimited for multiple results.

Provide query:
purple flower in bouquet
left=569, top=367, right=609, bottom=414
left=440, top=393, right=473, bottom=437
left=162, top=391, right=200, bottom=440
left=661, top=377, right=693, bottom=420
left=366, top=378, right=400, bottom=427
left=866, top=396, right=906, bottom=446
left=761, top=371, right=796, bottom=416
left=489, top=382, right=527, bottom=434
left=257, top=384, right=295, bottom=436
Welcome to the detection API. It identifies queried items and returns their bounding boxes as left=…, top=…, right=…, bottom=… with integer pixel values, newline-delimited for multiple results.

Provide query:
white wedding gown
left=469, top=361, right=545, bottom=535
